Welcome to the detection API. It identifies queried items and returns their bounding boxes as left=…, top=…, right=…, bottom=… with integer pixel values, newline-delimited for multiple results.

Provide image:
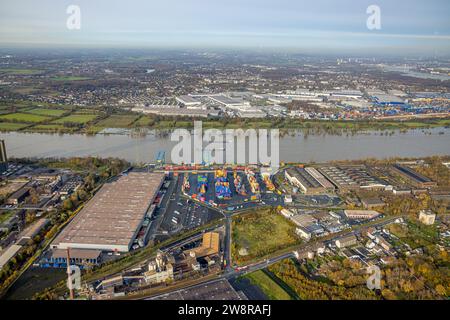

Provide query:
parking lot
left=290, top=194, right=343, bottom=207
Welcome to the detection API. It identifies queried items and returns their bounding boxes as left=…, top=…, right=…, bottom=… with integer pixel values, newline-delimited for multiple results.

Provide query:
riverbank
left=0, top=102, right=449, bottom=135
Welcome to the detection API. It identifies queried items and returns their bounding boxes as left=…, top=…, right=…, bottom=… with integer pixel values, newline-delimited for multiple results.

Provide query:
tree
left=435, top=284, right=447, bottom=296
left=63, top=198, right=73, bottom=210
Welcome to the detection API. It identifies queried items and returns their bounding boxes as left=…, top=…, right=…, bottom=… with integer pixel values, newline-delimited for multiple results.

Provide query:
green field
left=0, top=68, right=43, bottom=75
left=0, top=211, right=15, bottom=224
left=134, top=115, right=154, bottom=127
left=231, top=209, right=301, bottom=264
left=53, top=114, right=98, bottom=124
left=28, top=124, right=73, bottom=132
left=245, top=270, right=294, bottom=300
left=151, top=120, right=193, bottom=129
left=0, top=113, right=51, bottom=123
left=389, top=220, right=440, bottom=249
left=94, top=115, right=139, bottom=128
left=0, top=122, right=29, bottom=131
left=51, top=76, right=91, bottom=81
left=24, top=108, right=67, bottom=117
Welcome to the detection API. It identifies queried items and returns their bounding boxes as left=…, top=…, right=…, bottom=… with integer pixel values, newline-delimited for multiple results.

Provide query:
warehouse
left=392, top=164, right=436, bottom=188
left=176, top=95, right=202, bottom=106
left=45, top=248, right=102, bottom=267
left=0, top=244, right=22, bottom=270
left=6, top=187, right=30, bottom=205
left=285, top=167, right=332, bottom=194
left=17, top=218, right=49, bottom=245
left=319, top=165, right=387, bottom=190
left=52, top=172, right=165, bottom=253
left=344, top=210, right=381, bottom=220
left=335, top=234, right=357, bottom=249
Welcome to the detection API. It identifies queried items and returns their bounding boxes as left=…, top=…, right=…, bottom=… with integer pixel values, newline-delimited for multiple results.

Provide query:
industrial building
left=176, top=95, right=202, bottom=106
left=6, top=187, right=30, bottom=205
left=344, top=210, right=381, bottom=220
left=237, top=108, right=266, bottom=118
left=144, top=251, right=175, bottom=284
left=52, top=172, right=165, bottom=253
left=285, top=167, right=334, bottom=194
left=319, top=165, right=387, bottom=190
left=186, top=232, right=220, bottom=258
left=296, top=227, right=312, bottom=240
left=16, top=218, right=49, bottom=245
left=0, top=244, right=22, bottom=270
left=392, top=164, right=436, bottom=188
left=210, top=94, right=250, bottom=109
left=42, top=248, right=102, bottom=267
left=149, top=279, right=243, bottom=300
left=289, top=213, right=325, bottom=237
left=290, top=213, right=317, bottom=227
left=361, top=197, right=385, bottom=209
left=335, top=234, right=357, bottom=248
left=132, top=105, right=213, bottom=118
left=418, top=210, right=436, bottom=225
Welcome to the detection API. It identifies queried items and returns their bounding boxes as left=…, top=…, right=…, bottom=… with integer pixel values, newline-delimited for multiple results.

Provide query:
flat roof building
left=17, top=218, right=49, bottom=245
left=335, top=234, right=357, bottom=248
left=285, top=167, right=333, bottom=194
left=132, top=106, right=213, bottom=118
left=52, top=172, right=164, bottom=252
left=0, top=244, right=22, bottom=270
left=187, top=232, right=220, bottom=258
left=319, top=165, right=387, bottom=190
left=344, top=210, right=381, bottom=220
left=361, top=197, right=385, bottom=209
left=46, top=248, right=102, bottom=267
left=418, top=210, right=436, bottom=225
left=392, top=164, right=436, bottom=188
left=6, top=187, right=30, bottom=205
left=176, top=95, right=202, bottom=106
left=291, top=214, right=317, bottom=228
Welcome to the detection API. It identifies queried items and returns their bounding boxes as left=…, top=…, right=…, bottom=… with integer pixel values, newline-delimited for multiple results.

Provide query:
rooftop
left=188, top=232, right=220, bottom=258
left=52, top=172, right=164, bottom=251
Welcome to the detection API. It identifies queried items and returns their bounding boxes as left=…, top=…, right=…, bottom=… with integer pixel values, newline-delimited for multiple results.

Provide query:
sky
left=0, top=0, right=449, bottom=56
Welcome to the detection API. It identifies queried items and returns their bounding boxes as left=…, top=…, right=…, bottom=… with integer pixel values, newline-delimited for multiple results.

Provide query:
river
left=1, top=128, right=449, bottom=164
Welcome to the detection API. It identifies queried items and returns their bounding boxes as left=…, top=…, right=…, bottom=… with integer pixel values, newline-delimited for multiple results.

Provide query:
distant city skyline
left=1, top=0, right=450, bottom=56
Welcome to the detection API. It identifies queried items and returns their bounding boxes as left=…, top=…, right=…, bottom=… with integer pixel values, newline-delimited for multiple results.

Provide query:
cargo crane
left=156, top=151, right=165, bottom=165
left=182, top=174, right=190, bottom=193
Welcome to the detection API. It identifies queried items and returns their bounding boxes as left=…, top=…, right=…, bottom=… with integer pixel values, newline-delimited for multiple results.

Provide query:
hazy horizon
left=1, top=0, right=450, bottom=56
